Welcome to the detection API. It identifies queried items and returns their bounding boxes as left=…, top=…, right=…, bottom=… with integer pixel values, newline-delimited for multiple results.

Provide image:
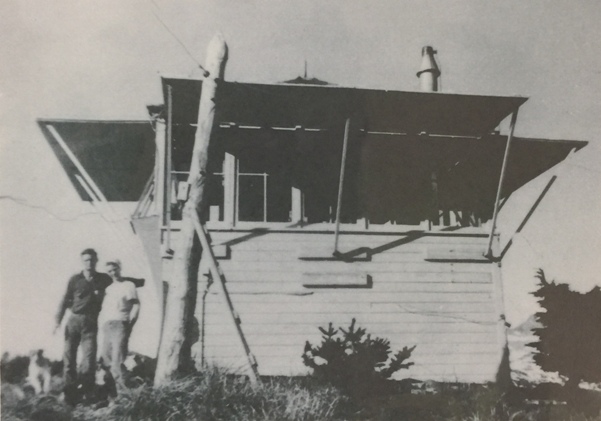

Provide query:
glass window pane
left=266, top=175, right=291, bottom=222
left=204, top=174, right=224, bottom=222
left=238, top=175, right=264, bottom=221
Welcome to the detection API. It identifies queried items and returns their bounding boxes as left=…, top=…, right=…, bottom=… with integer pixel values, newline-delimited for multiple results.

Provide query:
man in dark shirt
left=54, top=248, right=112, bottom=404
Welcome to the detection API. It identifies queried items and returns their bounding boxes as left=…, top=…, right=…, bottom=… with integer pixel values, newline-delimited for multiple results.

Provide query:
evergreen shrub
left=303, top=318, right=415, bottom=398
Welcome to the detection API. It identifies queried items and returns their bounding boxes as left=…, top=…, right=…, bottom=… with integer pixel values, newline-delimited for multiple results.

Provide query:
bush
left=1, top=352, right=63, bottom=386
left=1, top=353, right=30, bottom=385
left=2, top=395, right=71, bottom=421
left=529, top=270, right=601, bottom=389
left=528, top=269, right=601, bottom=415
left=302, top=318, right=415, bottom=398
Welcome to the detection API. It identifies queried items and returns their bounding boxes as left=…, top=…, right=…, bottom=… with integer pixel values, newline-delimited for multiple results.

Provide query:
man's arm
left=126, top=281, right=140, bottom=330
left=128, top=301, right=140, bottom=329
left=54, top=278, right=73, bottom=333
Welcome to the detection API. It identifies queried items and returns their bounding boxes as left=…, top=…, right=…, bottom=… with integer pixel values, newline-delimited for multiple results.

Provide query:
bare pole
left=485, top=110, right=519, bottom=259
left=186, top=36, right=227, bottom=184
left=154, top=33, right=228, bottom=386
left=333, top=118, right=351, bottom=255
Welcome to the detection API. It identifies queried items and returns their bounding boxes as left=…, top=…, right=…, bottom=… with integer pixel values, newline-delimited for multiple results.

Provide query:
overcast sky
left=1, top=0, right=600, bottom=358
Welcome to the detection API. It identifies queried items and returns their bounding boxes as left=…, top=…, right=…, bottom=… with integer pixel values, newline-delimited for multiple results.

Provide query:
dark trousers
left=64, top=313, right=98, bottom=397
left=100, top=320, right=130, bottom=388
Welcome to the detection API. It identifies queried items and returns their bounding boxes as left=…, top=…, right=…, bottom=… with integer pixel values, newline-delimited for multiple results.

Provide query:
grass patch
left=2, top=371, right=600, bottom=420
left=80, top=369, right=344, bottom=421
left=2, top=368, right=346, bottom=421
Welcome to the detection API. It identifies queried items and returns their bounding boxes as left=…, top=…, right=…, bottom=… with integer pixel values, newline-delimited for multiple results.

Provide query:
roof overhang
left=38, top=79, right=587, bottom=203
left=38, top=119, right=156, bottom=201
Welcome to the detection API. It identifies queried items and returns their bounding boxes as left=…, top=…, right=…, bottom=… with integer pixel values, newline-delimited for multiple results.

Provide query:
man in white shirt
left=99, top=260, right=140, bottom=388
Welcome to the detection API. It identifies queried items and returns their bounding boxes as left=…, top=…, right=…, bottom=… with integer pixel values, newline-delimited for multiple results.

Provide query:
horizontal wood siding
left=178, top=230, right=503, bottom=383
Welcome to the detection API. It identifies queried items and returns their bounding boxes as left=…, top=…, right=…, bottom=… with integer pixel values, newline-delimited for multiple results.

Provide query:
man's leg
left=110, top=321, right=128, bottom=389
left=79, top=316, right=98, bottom=398
left=63, top=316, right=81, bottom=405
left=99, top=322, right=112, bottom=366
left=42, top=370, right=52, bottom=395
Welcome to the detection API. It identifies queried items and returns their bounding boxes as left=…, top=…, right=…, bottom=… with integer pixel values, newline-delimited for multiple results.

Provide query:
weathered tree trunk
left=154, top=33, right=228, bottom=386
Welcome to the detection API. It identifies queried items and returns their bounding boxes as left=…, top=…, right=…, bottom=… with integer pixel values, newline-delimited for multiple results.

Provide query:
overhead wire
left=147, top=0, right=209, bottom=77
left=395, top=303, right=497, bottom=326
left=1, top=195, right=149, bottom=275
left=563, top=162, right=601, bottom=174
left=0, top=195, right=129, bottom=223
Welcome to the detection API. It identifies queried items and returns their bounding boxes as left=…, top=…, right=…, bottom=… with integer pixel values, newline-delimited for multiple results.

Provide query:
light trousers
left=100, top=320, right=130, bottom=387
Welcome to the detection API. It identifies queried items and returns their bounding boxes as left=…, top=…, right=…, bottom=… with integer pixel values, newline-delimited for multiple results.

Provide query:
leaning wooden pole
left=191, top=214, right=259, bottom=384
left=485, top=110, right=518, bottom=259
left=333, top=118, right=351, bottom=255
left=154, top=33, right=228, bottom=386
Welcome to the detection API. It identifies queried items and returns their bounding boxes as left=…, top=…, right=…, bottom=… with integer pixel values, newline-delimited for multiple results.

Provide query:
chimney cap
left=416, top=45, right=441, bottom=78
left=422, top=46, right=437, bottom=55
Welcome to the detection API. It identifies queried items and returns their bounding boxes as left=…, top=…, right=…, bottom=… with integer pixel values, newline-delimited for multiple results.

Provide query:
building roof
left=163, top=77, right=527, bottom=137
left=38, top=79, right=587, bottom=203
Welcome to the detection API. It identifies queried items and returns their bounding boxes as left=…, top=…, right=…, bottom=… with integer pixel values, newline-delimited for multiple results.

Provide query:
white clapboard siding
left=203, top=331, right=497, bottom=347
left=203, top=301, right=494, bottom=315
left=426, top=245, right=489, bottom=261
left=198, top=358, right=497, bottom=383
left=201, top=355, right=500, bottom=383
left=210, top=231, right=489, bottom=248
left=182, top=229, right=504, bottom=382
left=202, top=291, right=494, bottom=305
left=202, top=311, right=497, bottom=326
left=203, top=341, right=498, bottom=358
left=202, top=300, right=497, bottom=325
left=203, top=320, right=494, bottom=336
left=200, top=281, right=493, bottom=294
left=218, top=260, right=491, bottom=274
left=199, top=270, right=493, bottom=283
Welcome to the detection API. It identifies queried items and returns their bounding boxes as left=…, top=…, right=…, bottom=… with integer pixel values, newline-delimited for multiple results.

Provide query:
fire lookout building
left=39, top=47, right=586, bottom=383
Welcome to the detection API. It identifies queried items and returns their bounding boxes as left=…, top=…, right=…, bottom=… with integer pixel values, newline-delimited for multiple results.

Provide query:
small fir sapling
left=303, top=318, right=415, bottom=397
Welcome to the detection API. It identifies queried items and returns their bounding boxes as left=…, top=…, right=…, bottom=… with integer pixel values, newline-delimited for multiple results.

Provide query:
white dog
left=27, top=349, right=52, bottom=395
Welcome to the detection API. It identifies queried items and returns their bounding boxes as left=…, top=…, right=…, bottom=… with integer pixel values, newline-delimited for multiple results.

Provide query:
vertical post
left=164, top=86, right=173, bottom=251
left=333, top=118, right=351, bottom=255
left=154, top=118, right=166, bottom=222
left=263, top=173, right=268, bottom=222
left=291, top=125, right=305, bottom=225
left=291, top=187, right=303, bottom=223
left=485, top=110, right=519, bottom=259
left=223, top=152, right=236, bottom=227
left=235, top=159, right=240, bottom=225
left=154, top=33, right=228, bottom=386
left=430, top=171, right=439, bottom=228
left=490, top=234, right=511, bottom=388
